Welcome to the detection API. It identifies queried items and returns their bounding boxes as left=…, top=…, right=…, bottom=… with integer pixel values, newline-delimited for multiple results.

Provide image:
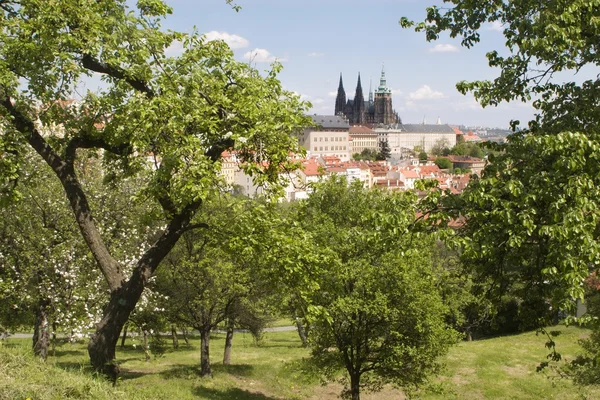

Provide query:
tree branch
left=65, top=132, right=132, bottom=165
left=0, top=95, right=125, bottom=291
left=80, top=54, right=155, bottom=98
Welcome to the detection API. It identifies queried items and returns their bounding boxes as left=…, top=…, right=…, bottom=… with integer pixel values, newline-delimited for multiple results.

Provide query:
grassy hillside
left=1, top=326, right=599, bottom=399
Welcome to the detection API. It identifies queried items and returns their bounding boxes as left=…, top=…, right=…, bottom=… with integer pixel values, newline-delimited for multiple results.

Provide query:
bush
left=435, top=157, right=452, bottom=170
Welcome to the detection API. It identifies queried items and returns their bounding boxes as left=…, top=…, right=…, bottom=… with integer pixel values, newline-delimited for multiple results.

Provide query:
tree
left=157, top=195, right=279, bottom=375
left=295, top=177, right=458, bottom=400
left=434, top=157, right=452, bottom=170
left=353, top=148, right=378, bottom=161
left=0, top=0, right=309, bottom=379
left=0, top=152, right=107, bottom=359
left=419, top=151, right=428, bottom=161
left=430, top=138, right=450, bottom=157
left=401, top=1, right=600, bottom=321
left=377, top=138, right=391, bottom=160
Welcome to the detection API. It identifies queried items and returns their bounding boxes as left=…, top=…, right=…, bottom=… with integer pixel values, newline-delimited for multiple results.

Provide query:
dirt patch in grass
left=451, top=367, right=476, bottom=385
left=308, top=382, right=405, bottom=400
left=501, top=364, right=530, bottom=377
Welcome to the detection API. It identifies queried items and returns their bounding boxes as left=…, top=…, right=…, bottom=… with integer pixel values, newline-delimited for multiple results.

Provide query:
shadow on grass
left=192, top=386, right=279, bottom=400
left=211, top=363, right=254, bottom=377
left=119, top=369, right=147, bottom=380
left=257, top=337, right=302, bottom=349
left=159, top=363, right=255, bottom=380
left=53, top=349, right=85, bottom=357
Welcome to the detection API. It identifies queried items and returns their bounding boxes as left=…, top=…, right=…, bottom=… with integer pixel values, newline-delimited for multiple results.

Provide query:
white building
left=301, top=115, right=351, bottom=161
left=375, top=124, right=456, bottom=154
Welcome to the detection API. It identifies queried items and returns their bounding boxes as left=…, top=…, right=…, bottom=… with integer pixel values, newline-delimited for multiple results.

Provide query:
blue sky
left=159, top=0, right=538, bottom=128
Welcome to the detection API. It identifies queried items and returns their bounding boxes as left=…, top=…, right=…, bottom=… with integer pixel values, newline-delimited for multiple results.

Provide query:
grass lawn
left=1, top=326, right=600, bottom=399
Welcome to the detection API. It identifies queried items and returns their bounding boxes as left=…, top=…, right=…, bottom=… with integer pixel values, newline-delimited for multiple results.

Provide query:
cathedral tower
left=352, top=73, right=365, bottom=125
left=334, top=73, right=346, bottom=116
left=374, top=66, right=395, bottom=125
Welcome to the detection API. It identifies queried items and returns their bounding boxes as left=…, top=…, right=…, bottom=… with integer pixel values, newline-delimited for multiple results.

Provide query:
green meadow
left=2, top=326, right=599, bottom=400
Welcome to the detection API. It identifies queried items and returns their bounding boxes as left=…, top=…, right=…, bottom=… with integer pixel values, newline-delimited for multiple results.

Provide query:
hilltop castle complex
left=335, top=67, right=401, bottom=126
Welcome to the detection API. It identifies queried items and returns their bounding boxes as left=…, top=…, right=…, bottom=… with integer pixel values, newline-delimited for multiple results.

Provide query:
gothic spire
left=368, top=77, right=373, bottom=105
left=334, top=73, right=346, bottom=116
left=353, top=73, right=365, bottom=124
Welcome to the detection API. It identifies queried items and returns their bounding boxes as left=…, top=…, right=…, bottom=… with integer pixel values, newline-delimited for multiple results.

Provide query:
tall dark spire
left=334, top=73, right=346, bottom=116
left=353, top=73, right=365, bottom=124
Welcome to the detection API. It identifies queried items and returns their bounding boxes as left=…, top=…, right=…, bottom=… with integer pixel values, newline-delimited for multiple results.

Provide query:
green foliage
left=419, top=151, right=428, bottom=161
left=401, top=1, right=600, bottom=133
left=404, top=0, right=600, bottom=323
left=452, top=131, right=600, bottom=319
left=377, top=138, right=391, bottom=160
left=352, top=148, right=378, bottom=161
left=434, top=157, right=452, bottom=170
left=0, top=0, right=310, bottom=369
left=450, top=142, right=483, bottom=158
left=295, top=177, right=459, bottom=399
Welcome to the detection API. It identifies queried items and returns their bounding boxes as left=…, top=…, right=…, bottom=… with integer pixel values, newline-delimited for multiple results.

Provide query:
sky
left=149, top=0, right=551, bottom=128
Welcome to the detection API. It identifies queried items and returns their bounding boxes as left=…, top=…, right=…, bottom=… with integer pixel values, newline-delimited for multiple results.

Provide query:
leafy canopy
left=402, top=1, right=600, bottom=317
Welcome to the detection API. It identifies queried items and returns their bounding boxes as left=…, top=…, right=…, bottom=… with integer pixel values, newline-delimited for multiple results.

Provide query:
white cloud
left=452, top=97, right=483, bottom=111
left=409, top=85, right=445, bottom=100
left=487, top=21, right=504, bottom=32
left=203, top=31, right=249, bottom=49
left=428, top=44, right=459, bottom=53
left=312, top=98, right=324, bottom=104
left=391, top=89, right=402, bottom=95
left=244, top=48, right=287, bottom=63
left=308, top=52, right=324, bottom=57
left=165, top=40, right=184, bottom=56
left=328, top=91, right=337, bottom=97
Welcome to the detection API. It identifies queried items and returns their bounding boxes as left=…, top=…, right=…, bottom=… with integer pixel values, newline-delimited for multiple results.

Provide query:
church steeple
left=368, top=77, right=373, bottom=106
left=376, top=64, right=391, bottom=94
left=334, top=73, right=346, bottom=116
left=353, top=73, right=365, bottom=124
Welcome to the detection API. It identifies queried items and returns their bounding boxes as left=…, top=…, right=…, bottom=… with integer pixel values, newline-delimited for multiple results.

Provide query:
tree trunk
left=171, top=325, right=179, bottom=349
left=182, top=328, right=190, bottom=345
left=350, top=373, right=361, bottom=400
left=223, top=323, right=234, bottom=365
left=466, top=330, right=473, bottom=342
left=120, top=323, right=128, bottom=348
left=295, top=316, right=309, bottom=347
left=32, top=299, right=50, bottom=360
left=88, top=281, right=143, bottom=383
left=143, top=329, right=150, bottom=361
left=200, top=327, right=211, bottom=376
left=51, top=321, right=58, bottom=357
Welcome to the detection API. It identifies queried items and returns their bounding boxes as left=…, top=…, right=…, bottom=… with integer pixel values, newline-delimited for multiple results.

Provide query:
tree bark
left=350, top=373, right=361, bottom=400
left=171, top=325, right=179, bottom=349
left=223, top=323, right=234, bottom=365
left=120, top=323, right=128, bottom=348
left=32, top=299, right=50, bottom=360
left=51, top=321, right=57, bottom=356
left=295, top=316, right=309, bottom=348
left=200, top=327, right=212, bottom=376
left=87, top=281, right=143, bottom=382
left=143, top=329, right=150, bottom=362
left=182, top=328, right=190, bottom=345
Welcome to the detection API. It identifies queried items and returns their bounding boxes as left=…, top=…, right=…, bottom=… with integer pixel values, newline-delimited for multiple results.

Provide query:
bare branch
left=80, top=54, right=155, bottom=98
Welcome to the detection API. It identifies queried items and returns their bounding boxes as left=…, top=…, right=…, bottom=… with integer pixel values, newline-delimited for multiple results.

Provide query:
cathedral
left=334, top=67, right=401, bottom=127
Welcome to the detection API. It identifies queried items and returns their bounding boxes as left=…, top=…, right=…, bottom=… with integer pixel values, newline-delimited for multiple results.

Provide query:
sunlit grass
left=2, top=326, right=600, bottom=399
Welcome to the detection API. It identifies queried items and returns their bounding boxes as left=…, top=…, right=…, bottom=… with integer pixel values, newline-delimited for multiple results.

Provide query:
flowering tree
left=0, top=0, right=309, bottom=379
